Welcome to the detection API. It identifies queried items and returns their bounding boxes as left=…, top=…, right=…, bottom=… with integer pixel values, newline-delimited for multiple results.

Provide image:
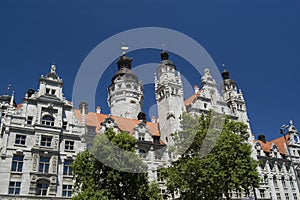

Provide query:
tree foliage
left=162, top=112, right=260, bottom=199
left=72, top=128, right=163, bottom=200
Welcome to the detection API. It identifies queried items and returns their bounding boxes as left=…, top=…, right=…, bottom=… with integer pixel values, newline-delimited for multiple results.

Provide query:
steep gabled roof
left=184, top=90, right=202, bottom=106
left=74, top=109, right=160, bottom=137
left=255, top=135, right=290, bottom=155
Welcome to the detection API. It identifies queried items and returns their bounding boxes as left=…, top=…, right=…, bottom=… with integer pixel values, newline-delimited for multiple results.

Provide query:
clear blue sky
left=0, top=0, right=299, bottom=141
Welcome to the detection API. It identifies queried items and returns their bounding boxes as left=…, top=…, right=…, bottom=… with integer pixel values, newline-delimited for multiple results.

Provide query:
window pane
left=11, top=156, right=23, bottom=172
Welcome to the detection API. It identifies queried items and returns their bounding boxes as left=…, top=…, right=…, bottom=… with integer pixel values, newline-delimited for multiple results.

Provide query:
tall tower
left=155, top=51, right=185, bottom=145
left=221, top=68, right=249, bottom=125
left=107, top=51, right=144, bottom=119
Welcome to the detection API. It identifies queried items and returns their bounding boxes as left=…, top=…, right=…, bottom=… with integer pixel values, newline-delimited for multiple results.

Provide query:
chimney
left=96, top=106, right=101, bottom=114
left=79, top=102, right=88, bottom=126
left=194, top=85, right=199, bottom=94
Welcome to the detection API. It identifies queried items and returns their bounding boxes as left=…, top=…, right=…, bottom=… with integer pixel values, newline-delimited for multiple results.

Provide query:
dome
left=160, top=50, right=169, bottom=61
left=221, top=69, right=230, bottom=80
left=111, top=67, right=138, bottom=83
left=117, top=55, right=132, bottom=70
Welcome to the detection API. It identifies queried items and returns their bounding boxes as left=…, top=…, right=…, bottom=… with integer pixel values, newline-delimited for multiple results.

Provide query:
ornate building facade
left=0, top=66, right=85, bottom=199
left=0, top=50, right=300, bottom=200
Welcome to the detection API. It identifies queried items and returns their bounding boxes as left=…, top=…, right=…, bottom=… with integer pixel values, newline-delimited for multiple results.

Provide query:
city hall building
left=0, top=51, right=299, bottom=199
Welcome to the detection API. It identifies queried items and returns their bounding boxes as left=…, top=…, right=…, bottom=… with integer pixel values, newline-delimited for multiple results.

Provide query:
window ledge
left=63, top=175, right=73, bottom=178
left=10, top=171, right=23, bottom=175
left=64, top=149, right=75, bottom=153
left=14, top=144, right=26, bottom=147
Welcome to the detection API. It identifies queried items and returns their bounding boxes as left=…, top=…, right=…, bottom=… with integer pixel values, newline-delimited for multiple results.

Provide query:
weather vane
left=121, top=42, right=129, bottom=55
left=7, top=84, right=11, bottom=95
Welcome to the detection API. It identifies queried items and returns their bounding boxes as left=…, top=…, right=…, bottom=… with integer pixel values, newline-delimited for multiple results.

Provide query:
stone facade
left=0, top=66, right=85, bottom=199
left=155, top=51, right=185, bottom=146
left=1, top=51, right=300, bottom=200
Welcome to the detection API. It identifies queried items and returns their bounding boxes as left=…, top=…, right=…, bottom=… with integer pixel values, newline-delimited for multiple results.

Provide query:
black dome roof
left=111, top=67, right=138, bottom=83
left=117, top=55, right=132, bottom=70
left=160, top=50, right=169, bottom=61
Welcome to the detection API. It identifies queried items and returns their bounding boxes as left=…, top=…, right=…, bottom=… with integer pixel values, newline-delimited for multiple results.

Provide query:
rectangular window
left=62, top=121, right=67, bottom=130
left=62, top=185, right=72, bottom=197
left=274, top=179, right=278, bottom=187
left=65, top=141, right=74, bottom=151
left=27, top=116, right=33, bottom=125
left=157, top=171, right=164, bottom=182
left=37, top=183, right=48, bottom=196
left=51, top=89, right=56, bottom=95
left=293, top=193, right=297, bottom=200
left=291, top=180, right=295, bottom=188
left=9, top=181, right=21, bottom=195
left=39, top=157, right=50, bottom=173
left=138, top=134, right=145, bottom=141
left=63, top=160, right=72, bottom=175
left=276, top=193, right=281, bottom=200
left=286, top=193, right=289, bottom=200
left=40, top=136, right=52, bottom=147
left=46, top=88, right=50, bottom=94
left=11, top=155, right=23, bottom=172
left=259, top=189, right=265, bottom=198
left=15, top=135, right=26, bottom=145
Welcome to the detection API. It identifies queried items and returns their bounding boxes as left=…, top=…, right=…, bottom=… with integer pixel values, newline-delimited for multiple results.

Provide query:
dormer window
left=138, top=133, right=145, bottom=141
left=51, top=89, right=56, bottom=95
left=41, top=116, right=54, bottom=126
left=153, top=136, right=160, bottom=144
left=45, top=88, right=56, bottom=96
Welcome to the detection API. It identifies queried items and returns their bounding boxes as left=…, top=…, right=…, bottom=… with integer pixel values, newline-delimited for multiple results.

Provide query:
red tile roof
left=74, top=109, right=160, bottom=137
left=184, top=90, right=202, bottom=106
left=255, top=135, right=290, bottom=155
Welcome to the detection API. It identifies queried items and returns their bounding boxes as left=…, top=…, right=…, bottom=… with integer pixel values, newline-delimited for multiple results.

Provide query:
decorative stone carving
left=32, top=154, right=38, bottom=171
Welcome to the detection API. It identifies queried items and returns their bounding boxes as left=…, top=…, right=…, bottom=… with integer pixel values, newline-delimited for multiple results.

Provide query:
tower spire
left=108, top=46, right=144, bottom=119
left=121, top=43, right=129, bottom=55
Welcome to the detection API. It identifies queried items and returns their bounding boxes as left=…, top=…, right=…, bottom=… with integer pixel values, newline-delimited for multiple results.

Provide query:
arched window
left=273, top=176, right=278, bottom=187
left=41, top=115, right=54, bottom=126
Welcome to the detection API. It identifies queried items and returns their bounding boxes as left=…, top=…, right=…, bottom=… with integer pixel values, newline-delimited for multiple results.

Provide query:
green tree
left=162, top=112, right=259, bottom=200
left=72, top=128, right=163, bottom=200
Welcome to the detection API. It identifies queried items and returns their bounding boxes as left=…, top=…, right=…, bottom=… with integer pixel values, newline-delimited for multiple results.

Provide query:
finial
left=6, top=84, right=11, bottom=95
left=121, top=43, right=129, bottom=55
left=290, top=120, right=293, bottom=125
left=10, top=91, right=15, bottom=106
left=51, top=64, right=56, bottom=73
left=204, top=68, right=210, bottom=75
